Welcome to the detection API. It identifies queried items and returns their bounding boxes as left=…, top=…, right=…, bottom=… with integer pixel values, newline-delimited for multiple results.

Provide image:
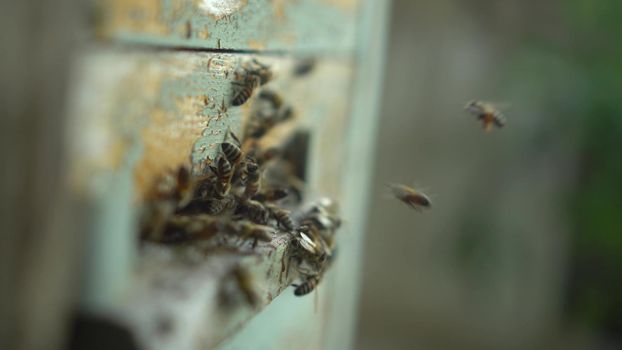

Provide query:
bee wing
left=298, top=232, right=318, bottom=253
left=493, top=102, right=511, bottom=110
left=493, top=112, right=506, bottom=127
left=382, top=183, right=402, bottom=200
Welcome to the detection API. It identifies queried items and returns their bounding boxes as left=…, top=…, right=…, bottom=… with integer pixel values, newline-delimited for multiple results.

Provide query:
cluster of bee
left=140, top=58, right=339, bottom=307
left=289, top=198, right=341, bottom=296
left=140, top=129, right=305, bottom=245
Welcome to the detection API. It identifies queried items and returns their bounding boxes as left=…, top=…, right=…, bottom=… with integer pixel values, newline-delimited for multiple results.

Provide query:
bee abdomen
left=231, top=77, right=259, bottom=106
left=294, top=276, right=319, bottom=296
left=240, top=201, right=270, bottom=225
left=244, top=176, right=260, bottom=197
left=216, top=155, right=233, bottom=180
left=272, top=208, right=294, bottom=231
left=232, top=88, right=254, bottom=106
left=221, top=142, right=242, bottom=164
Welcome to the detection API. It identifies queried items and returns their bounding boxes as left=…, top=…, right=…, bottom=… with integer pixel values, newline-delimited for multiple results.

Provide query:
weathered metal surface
left=117, top=238, right=292, bottom=349
left=66, top=47, right=356, bottom=348
left=97, top=0, right=360, bottom=52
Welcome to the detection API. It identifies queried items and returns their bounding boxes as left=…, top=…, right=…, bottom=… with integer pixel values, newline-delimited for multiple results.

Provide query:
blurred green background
left=356, top=0, right=622, bottom=349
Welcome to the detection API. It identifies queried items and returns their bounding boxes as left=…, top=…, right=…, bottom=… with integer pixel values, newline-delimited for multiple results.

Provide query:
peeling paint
left=100, top=0, right=357, bottom=52
left=68, top=48, right=358, bottom=350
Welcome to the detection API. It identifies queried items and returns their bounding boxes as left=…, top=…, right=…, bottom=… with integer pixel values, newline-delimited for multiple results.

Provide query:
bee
left=277, top=105, right=294, bottom=123
left=291, top=229, right=330, bottom=267
left=243, top=162, right=261, bottom=198
left=178, top=195, right=238, bottom=216
left=245, top=58, right=273, bottom=86
left=293, top=274, right=320, bottom=296
left=229, top=221, right=274, bottom=248
left=268, top=205, right=295, bottom=231
left=142, top=166, right=197, bottom=241
left=231, top=74, right=260, bottom=106
left=221, top=265, right=259, bottom=308
left=235, top=200, right=270, bottom=225
left=154, top=165, right=194, bottom=206
left=245, top=144, right=282, bottom=167
left=210, top=155, right=233, bottom=197
left=289, top=230, right=333, bottom=297
left=251, top=188, right=289, bottom=202
left=230, top=59, right=273, bottom=106
left=158, top=214, right=220, bottom=244
left=226, top=129, right=242, bottom=147
left=303, top=199, right=341, bottom=229
left=464, top=100, right=506, bottom=132
left=246, top=96, right=295, bottom=139
left=257, top=89, right=284, bottom=109
left=386, top=183, right=431, bottom=212
left=220, top=142, right=243, bottom=165
left=292, top=57, right=316, bottom=77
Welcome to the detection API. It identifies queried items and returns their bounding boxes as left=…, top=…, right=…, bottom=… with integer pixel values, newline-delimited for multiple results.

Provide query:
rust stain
left=198, top=26, right=211, bottom=39
left=279, top=32, right=297, bottom=45
left=272, top=0, right=287, bottom=20
left=106, top=0, right=170, bottom=36
left=134, top=104, right=208, bottom=200
left=247, top=39, right=266, bottom=50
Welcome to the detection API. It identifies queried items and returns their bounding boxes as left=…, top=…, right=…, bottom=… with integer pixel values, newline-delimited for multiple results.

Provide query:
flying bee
left=464, top=100, right=506, bottom=132
left=293, top=274, right=320, bottom=296
left=386, top=183, right=432, bottom=212
left=220, top=142, right=243, bottom=165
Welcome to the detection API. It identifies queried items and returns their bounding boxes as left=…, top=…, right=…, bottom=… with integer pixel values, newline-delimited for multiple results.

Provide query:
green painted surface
left=101, top=0, right=358, bottom=54
left=68, top=44, right=361, bottom=347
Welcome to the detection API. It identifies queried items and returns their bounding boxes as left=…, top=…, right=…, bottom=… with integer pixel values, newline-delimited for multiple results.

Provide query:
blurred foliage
left=563, top=0, right=622, bottom=338
left=503, top=0, right=622, bottom=339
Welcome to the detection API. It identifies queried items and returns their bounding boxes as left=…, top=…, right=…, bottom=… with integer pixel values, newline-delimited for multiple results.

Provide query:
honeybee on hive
left=230, top=59, right=273, bottom=106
